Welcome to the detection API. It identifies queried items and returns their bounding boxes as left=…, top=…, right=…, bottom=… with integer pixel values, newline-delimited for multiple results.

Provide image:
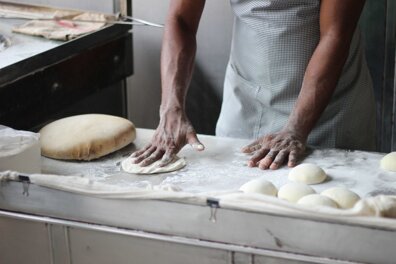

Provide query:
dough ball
left=288, top=163, right=327, bottom=185
left=278, top=182, right=316, bottom=203
left=380, top=152, right=396, bottom=172
left=321, top=187, right=360, bottom=209
left=40, top=114, right=136, bottom=161
left=239, top=178, right=278, bottom=196
left=297, top=194, right=338, bottom=208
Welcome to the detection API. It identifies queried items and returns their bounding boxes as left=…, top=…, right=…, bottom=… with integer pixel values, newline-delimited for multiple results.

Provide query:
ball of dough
left=40, top=114, right=136, bottom=161
left=239, top=178, right=278, bottom=196
left=380, top=152, right=396, bottom=172
left=278, top=182, right=316, bottom=203
left=297, top=194, right=338, bottom=208
left=321, top=187, right=360, bottom=209
left=288, top=163, right=327, bottom=185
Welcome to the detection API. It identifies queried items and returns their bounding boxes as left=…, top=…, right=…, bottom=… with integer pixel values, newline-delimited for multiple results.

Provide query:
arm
left=286, top=0, right=366, bottom=140
left=243, top=0, right=366, bottom=169
left=132, top=0, right=206, bottom=166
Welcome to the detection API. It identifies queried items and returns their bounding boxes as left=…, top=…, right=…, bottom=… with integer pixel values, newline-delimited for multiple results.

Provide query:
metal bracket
left=207, top=198, right=220, bottom=223
left=19, top=175, right=30, bottom=197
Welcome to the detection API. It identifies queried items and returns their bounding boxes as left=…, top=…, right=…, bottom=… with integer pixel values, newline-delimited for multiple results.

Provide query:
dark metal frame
left=381, top=0, right=396, bottom=151
left=361, top=0, right=396, bottom=152
left=0, top=1, right=133, bottom=130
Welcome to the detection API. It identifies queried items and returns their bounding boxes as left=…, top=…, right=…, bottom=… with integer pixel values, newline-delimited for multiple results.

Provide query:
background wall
left=127, top=0, right=234, bottom=134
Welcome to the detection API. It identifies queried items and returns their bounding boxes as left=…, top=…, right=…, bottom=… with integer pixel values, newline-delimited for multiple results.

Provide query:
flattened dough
left=239, top=178, right=278, bottom=196
left=380, top=152, right=396, bottom=172
left=40, top=114, right=136, bottom=161
left=278, top=182, right=316, bottom=203
left=288, top=163, right=327, bottom=185
left=121, top=156, right=186, bottom=175
left=297, top=194, right=338, bottom=208
left=321, top=187, right=360, bottom=209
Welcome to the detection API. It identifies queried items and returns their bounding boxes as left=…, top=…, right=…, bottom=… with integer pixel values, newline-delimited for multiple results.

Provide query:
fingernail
left=192, top=143, right=204, bottom=151
left=259, top=164, right=267, bottom=170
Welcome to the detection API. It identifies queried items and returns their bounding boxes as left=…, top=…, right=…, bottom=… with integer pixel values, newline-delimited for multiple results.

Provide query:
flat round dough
left=40, top=114, right=136, bottom=160
left=278, top=182, right=316, bottom=203
left=321, top=187, right=360, bottom=209
left=122, top=156, right=186, bottom=175
left=239, top=178, right=278, bottom=196
left=288, top=163, right=327, bottom=185
left=380, top=152, right=396, bottom=172
left=297, top=194, right=338, bottom=208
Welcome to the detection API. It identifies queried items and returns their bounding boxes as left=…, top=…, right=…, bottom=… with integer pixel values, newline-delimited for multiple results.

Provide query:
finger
left=258, top=150, right=278, bottom=170
left=288, top=150, right=299, bottom=167
left=247, top=148, right=270, bottom=167
left=140, top=149, right=165, bottom=167
left=131, top=144, right=151, bottom=158
left=133, top=146, right=156, bottom=163
left=241, top=140, right=260, bottom=153
left=187, top=132, right=205, bottom=151
left=159, top=148, right=177, bottom=167
left=270, top=150, right=288, bottom=170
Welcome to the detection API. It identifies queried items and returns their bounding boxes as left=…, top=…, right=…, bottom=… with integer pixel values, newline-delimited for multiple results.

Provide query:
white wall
left=127, top=0, right=234, bottom=133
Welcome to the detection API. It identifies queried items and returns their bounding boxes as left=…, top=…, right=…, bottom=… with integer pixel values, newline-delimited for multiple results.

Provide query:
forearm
left=285, top=35, right=351, bottom=139
left=160, top=19, right=196, bottom=113
left=160, top=0, right=205, bottom=113
left=285, top=0, right=365, bottom=140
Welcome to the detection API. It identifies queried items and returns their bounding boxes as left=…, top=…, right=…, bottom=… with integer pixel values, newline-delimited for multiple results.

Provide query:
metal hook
left=207, top=198, right=220, bottom=223
left=22, top=181, right=29, bottom=196
left=19, top=175, right=30, bottom=197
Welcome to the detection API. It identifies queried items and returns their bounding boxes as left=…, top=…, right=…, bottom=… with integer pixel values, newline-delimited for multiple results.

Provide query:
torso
left=216, top=0, right=376, bottom=151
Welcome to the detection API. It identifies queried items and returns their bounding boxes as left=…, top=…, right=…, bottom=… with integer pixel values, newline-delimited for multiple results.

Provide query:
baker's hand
left=131, top=108, right=204, bottom=167
left=241, top=130, right=306, bottom=170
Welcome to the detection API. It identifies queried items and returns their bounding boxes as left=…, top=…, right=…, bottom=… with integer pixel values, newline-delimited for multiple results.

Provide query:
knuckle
left=264, top=135, right=272, bottom=142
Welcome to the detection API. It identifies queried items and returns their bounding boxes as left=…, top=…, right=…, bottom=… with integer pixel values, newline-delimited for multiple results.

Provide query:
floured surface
left=41, top=129, right=396, bottom=197
left=121, top=156, right=186, bottom=175
left=0, top=126, right=41, bottom=174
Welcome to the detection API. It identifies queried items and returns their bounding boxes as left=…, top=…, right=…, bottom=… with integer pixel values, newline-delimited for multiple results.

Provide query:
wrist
left=159, top=104, right=186, bottom=119
left=282, top=122, right=309, bottom=142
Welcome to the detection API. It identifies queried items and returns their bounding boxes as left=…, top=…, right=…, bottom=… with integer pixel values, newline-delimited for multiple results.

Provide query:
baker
left=132, top=0, right=376, bottom=170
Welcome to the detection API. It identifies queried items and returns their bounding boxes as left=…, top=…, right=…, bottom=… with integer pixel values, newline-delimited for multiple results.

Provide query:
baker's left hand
left=241, top=130, right=306, bottom=170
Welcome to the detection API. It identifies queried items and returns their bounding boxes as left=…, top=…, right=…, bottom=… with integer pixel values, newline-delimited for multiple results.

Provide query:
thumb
left=187, top=132, right=205, bottom=151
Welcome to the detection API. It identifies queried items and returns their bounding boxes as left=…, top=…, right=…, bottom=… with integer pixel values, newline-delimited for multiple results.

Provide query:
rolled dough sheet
left=121, top=156, right=186, bottom=175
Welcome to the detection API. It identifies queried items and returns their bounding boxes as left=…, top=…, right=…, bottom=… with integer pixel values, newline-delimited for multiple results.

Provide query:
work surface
left=42, top=128, right=396, bottom=197
left=3, top=129, right=396, bottom=264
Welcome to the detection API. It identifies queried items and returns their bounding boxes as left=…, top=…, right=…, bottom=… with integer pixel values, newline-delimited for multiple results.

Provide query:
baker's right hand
left=131, top=108, right=205, bottom=167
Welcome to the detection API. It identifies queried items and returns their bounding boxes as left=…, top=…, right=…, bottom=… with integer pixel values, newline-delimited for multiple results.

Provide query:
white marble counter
left=42, top=128, right=396, bottom=197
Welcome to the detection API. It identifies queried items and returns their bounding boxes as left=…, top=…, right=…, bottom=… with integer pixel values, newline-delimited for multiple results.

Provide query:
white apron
left=216, top=0, right=376, bottom=151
